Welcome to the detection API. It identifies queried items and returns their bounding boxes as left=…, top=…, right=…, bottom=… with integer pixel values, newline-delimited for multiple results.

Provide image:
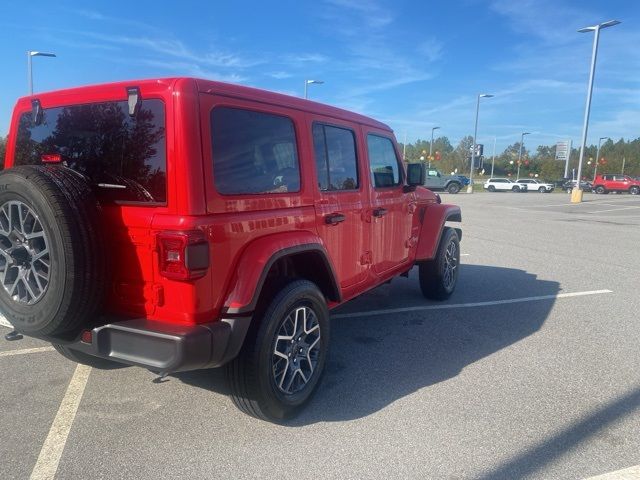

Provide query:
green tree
left=0, top=135, right=5, bottom=169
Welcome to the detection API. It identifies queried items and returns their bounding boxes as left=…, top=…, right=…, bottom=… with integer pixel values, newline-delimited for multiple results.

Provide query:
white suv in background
left=484, top=178, right=528, bottom=192
left=516, top=179, right=554, bottom=193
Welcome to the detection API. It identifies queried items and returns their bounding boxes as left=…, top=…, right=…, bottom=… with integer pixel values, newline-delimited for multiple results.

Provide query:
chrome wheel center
left=272, top=306, right=321, bottom=395
left=0, top=201, right=50, bottom=305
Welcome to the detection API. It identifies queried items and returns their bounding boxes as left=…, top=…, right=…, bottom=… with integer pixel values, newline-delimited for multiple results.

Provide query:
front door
left=364, top=131, right=414, bottom=275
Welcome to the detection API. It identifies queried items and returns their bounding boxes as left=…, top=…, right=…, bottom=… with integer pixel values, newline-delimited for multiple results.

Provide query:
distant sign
left=555, top=141, right=570, bottom=161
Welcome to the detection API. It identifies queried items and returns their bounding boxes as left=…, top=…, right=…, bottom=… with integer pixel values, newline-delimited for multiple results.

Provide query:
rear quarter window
left=14, top=99, right=167, bottom=204
left=210, top=107, right=300, bottom=195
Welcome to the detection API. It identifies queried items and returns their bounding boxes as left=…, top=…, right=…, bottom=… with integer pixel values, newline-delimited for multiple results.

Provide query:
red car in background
left=592, top=174, right=640, bottom=195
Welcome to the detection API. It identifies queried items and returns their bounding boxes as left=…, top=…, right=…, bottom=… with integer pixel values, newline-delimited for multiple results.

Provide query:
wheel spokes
left=272, top=305, right=322, bottom=395
left=0, top=201, right=50, bottom=305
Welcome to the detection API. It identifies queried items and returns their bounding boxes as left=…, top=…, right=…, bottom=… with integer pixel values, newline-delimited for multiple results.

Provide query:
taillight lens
left=157, top=230, right=209, bottom=281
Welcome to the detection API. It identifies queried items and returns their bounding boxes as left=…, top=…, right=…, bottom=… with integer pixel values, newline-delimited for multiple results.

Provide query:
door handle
left=325, top=213, right=346, bottom=225
left=373, top=208, right=388, bottom=218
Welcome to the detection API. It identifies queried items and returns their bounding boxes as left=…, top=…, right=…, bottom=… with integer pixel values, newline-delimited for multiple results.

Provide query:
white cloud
left=268, top=71, right=293, bottom=79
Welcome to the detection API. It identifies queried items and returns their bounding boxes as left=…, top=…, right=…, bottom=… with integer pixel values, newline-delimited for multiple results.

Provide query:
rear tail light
left=157, top=230, right=209, bottom=281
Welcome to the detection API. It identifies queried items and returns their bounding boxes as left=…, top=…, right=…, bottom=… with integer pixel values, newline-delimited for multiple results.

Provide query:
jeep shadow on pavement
left=178, top=264, right=558, bottom=425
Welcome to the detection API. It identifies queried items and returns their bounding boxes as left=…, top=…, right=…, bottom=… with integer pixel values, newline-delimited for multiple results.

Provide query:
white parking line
left=0, top=347, right=55, bottom=358
left=30, top=364, right=92, bottom=480
left=588, top=206, right=640, bottom=214
left=585, top=464, right=640, bottom=479
left=332, top=289, right=613, bottom=319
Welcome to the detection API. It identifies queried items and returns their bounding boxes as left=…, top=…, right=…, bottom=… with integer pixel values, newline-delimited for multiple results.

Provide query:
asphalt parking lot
left=2, top=191, right=639, bottom=480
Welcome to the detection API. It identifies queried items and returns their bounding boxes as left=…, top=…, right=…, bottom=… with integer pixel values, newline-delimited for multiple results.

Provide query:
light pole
left=429, top=126, right=440, bottom=168
left=490, top=136, right=497, bottom=178
left=592, top=136, right=609, bottom=181
left=516, top=132, right=531, bottom=180
left=468, top=93, right=493, bottom=193
left=304, top=79, right=324, bottom=99
left=573, top=19, right=621, bottom=203
left=28, top=51, right=56, bottom=95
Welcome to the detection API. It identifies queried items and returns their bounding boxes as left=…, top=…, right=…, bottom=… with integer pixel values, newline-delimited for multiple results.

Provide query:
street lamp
left=304, top=79, right=324, bottom=99
left=593, top=136, right=609, bottom=181
left=27, top=51, right=56, bottom=95
left=573, top=19, right=621, bottom=203
left=516, top=132, right=531, bottom=180
left=429, top=126, right=440, bottom=168
left=490, top=136, right=497, bottom=178
left=468, top=93, right=493, bottom=193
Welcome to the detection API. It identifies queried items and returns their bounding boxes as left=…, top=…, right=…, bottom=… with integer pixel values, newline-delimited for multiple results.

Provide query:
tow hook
left=4, top=330, right=23, bottom=341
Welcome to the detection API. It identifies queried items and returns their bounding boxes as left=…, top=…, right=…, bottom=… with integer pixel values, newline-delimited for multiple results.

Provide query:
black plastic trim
left=64, top=316, right=251, bottom=374
left=224, top=243, right=341, bottom=315
left=185, top=242, right=210, bottom=270
left=445, top=211, right=462, bottom=223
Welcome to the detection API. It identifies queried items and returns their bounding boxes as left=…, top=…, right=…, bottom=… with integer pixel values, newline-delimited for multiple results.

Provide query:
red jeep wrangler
left=0, top=78, right=461, bottom=421
left=592, top=174, right=640, bottom=195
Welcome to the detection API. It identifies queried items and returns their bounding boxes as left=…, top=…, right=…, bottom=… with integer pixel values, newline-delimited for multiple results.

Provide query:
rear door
left=614, top=175, right=630, bottom=190
left=364, top=131, right=414, bottom=275
left=310, top=118, right=370, bottom=289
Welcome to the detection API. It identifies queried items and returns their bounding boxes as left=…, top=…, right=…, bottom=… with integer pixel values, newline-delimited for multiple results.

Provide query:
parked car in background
left=562, top=180, right=593, bottom=193
left=423, top=168, right=465, bottom=194
left=592, top=174, right=640, bottom=195
left=516, top=179, right=554, bottom=193
left=484, top=178, right=528, bottom=192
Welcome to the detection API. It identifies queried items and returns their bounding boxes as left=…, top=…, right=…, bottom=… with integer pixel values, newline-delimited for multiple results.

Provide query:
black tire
left=0, top=166, right=106, bottom=337
left=595, top=186, right=606, bottom=194
left=447, top=182, right=461, bottom=194
left=512, top=186, right=520, bottom=192
left=488, top=185, right=496, bottom=192
left=538, top=187, right=546, bottom=193
left=53, top=344, right=123, bottom=369
left=226, top=280, right=330, bottom=422
left=419, top=227, right=460, bottom=300
left=630, top=186, right=640, bottom=195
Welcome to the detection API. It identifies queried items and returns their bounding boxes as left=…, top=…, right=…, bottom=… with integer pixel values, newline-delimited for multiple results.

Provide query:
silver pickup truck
left=423, top=168, right=464, bottom=194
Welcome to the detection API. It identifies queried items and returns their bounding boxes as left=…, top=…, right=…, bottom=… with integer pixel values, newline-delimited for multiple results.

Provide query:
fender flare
left=223, top=231, right=340, bottom=315
left=415, top=204, right=462, bottom=261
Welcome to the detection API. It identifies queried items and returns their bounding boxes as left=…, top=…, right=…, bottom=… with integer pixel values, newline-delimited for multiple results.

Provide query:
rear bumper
left=62, top=317, right=251, bottom=374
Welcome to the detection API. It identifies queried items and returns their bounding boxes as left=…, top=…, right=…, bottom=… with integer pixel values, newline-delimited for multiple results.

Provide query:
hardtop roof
left=17, top=77, right=392, bottom=133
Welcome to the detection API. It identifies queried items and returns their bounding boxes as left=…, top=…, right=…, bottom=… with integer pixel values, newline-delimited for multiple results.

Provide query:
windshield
left=14, top=99, right=167, bottom=204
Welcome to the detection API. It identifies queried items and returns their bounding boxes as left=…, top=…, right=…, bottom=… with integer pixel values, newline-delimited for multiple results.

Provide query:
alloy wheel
left=0, top=201, right=50, bottom=305
left=272, top=306, right=321, bottom=395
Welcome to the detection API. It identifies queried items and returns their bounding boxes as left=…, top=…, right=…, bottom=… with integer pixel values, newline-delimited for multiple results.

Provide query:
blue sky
left=0, top=0, right=638, bottom=153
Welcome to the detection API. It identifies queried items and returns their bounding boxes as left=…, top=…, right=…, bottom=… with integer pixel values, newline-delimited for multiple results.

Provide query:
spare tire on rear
left=0, top=166, right=106, bottom=337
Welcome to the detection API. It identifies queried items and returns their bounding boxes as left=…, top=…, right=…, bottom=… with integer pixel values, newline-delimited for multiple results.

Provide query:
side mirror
left=406, top=163, right=425, bottom=186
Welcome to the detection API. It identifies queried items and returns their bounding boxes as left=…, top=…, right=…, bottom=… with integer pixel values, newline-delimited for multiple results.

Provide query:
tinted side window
left=211, top=107, right=300, bottom=195
left=312, top=124, right=358, bottom=191
left=367, top=135, right=401, bottom=188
